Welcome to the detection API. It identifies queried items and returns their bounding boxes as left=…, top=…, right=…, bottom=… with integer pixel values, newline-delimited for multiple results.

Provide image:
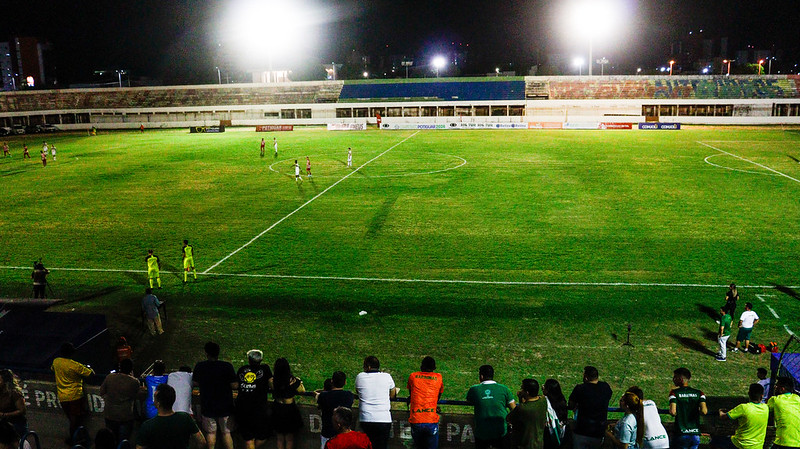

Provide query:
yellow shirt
left=51, top=357, right=94, bottom=401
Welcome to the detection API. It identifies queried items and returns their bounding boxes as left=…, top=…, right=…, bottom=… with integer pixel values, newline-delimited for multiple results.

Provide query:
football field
left=1, top=126, right=799, bottom=406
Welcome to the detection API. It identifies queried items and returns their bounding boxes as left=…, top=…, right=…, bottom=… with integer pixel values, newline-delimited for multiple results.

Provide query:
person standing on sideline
left=51, top=342, right=94, bottom=445
left=712, top=384, right=768, bottom=449
left=145, top=249, right=161, bottom=289
left=260, top=138, right=266, bottom=157
left=669, top=368, right=707, bottom=449
left=142, top=288, right=164, bottom=335
left=317, top=371, right=355, bottom=449
left=325, top=407, right=373, bottom=449
left=135, top=384, right=206, bottom=449
left=767, top=377, right=800, bottom=449
left=625, top=387, right=668, bottom=449
left=466, top=365, right=516, bottom=449
left=99, top=358, right=141, bottom=442
left=568, top=366, right=613, bottom=449
left=294, top=160, right=303, bottom=182
left=271, top=358, right=306, bottom=449
left=167, top=366, right=194, bottom=416
left=236, top=349, right=273, bottom=449
left=31, top=261, right=49, bottom=298
left=725, top=284, right=739, bottom=319
left=306, top=156, right=313, bottom=178
left=756, top=369, right=770, bottom=403
left=347, top=148, right=353, bottom=167
left=140, top=124, right=145, bottom=133
left=716, top=307, right=732, bottom=362
left=407, top=356, right=444, bottom=449
left=182, top=240, right=196, bottom=283
left=734, top=303, right=760, bottom=353
left=193, top=342, right=238, bottom=449
left=507, top=378, right=548, bottom=449
left=274, top=137, right=278, bottom=157
left=355, top=356, right=398, bottom=449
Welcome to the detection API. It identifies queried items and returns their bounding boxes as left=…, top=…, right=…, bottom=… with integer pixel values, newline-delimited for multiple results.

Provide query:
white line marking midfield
left=697, top=141, right=800, bottom=184
left=1, top=265, right=798, bottom=289
left=203, top=131, right=420, bottom=274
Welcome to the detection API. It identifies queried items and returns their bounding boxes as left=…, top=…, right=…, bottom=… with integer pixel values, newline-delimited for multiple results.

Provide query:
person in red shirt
left=325, top=407, right=372, bottom=449
left=407, top=356, right=444, bottom=449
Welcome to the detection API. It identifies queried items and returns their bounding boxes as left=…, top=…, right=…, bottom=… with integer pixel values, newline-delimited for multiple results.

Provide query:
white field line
left=203, top=131, right=420, bottom=274
left=697, top=141, right=800, bottom=184
left=755, top=294, right=792, bottom=335
left=703, top=154, right=778, bottom=176
left=269, top=152, right=467, bottom=179
left=784, top=325, right=796, bottom=337
left=1, top=265, right=799, bottom=289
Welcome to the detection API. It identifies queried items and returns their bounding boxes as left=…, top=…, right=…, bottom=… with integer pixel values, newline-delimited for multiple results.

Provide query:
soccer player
left=50, top=144, right=56, bottom=161
left=295, top=160, right=302, bottom=182
left=306, top=156, right=312, bottom=178
left=22, top=144, right=30, bottom=159
left=146, top=249, right=162, bottom=289
left=274, top=137, right=278, bottom=157
left=40, top=150, right=47, bottom=167
left=182, top=240, right=196, bottom=283
left=2, top=142, right=9, bottom=157
left=43, top=142, right=48, bottom=155
left=260, top=138, right=265, bottom=157
left=347, top=148, right=353, bottom=167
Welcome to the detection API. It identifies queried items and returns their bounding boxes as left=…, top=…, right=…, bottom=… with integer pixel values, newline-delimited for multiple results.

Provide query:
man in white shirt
left=167, top=366, right=194, bottom=415
left=354, top=356, right=398, bottom=449
left=734, top=302, right=760, bottom=353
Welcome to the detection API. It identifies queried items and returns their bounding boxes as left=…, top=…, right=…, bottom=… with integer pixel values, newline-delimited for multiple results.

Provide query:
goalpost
left=770, top=334, right=800, bottom=395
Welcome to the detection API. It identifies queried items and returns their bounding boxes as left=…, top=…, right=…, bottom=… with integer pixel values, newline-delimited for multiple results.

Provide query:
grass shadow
left=122, top=270, right=147, bottom=285
left=697, top=303, right=720, bottom=320
left=701, top=327, right=718, bottom=342
left=670, top=333, right=717, bottom=356
left=59, top=286, right=123, bottom=305
left=774, top=284, right=800, bottom=300
left=365, top=193, right=399, bottom=238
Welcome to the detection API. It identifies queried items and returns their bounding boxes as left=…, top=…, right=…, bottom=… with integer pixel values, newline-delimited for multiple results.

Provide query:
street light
left=596, top=57, right=609, bottom=75
left=758, top=59, right=765, bottom=75
left=215, top=66, right=221, bottom=84
left=495, top=67, right=500, bottom=76
left=115, top=69, right=127, bottom=87
left=722, top=59, right=732, bottom=76
left=669, top=60, right=675, bottom=76
left=573, top=57, right=585, bottom=76
left=432, top=56, right=446, bottom=78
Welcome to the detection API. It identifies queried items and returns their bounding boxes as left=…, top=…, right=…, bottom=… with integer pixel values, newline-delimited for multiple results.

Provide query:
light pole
left=401, top=60, right=413, bottom=79
left=669, top=60, right=675, bottom=76
left=432, top=56, right=446, bottom=78
left=722, top=59, right=731, bottom=76
left=215, top=67, right=221, bottom=84
left=573, top=57, right=584, bottom=76
left=597, top=57, right=608, bottom=75
left=768, top=57, right=774, bottom=75
left=115, top=70, right=127, bottom=88
left=758, top=59, right=765, bottom=75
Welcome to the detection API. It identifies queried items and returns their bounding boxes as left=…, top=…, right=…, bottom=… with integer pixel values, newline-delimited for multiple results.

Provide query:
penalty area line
left=697, top=141, right=800, bottom=184
left=1, top=265, right=799, bottom=290
left=202, top=131, right=420, bottom=274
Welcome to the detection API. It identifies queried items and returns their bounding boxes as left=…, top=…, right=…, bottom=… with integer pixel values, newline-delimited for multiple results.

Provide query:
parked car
left=11, top=125, right=25, bottom=135
left=39, top=124, right=60, bottom=133
left=0, top=127, right=10, bottom=136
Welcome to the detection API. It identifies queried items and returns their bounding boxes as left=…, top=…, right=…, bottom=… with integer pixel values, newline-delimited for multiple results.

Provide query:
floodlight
left=362, top=71, right=369, bottom=78
left=432, top=56, right=447, bottom=69
left=562, top=0, right=626, bottom=76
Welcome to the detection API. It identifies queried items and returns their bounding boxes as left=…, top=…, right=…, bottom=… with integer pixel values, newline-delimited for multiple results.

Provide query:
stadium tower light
left=573, top=57, right=585, bottom=76
left=669, top=60, right=675, bottom=75
left=432, top=56, right=446, bottom=77
left=565, top=0, right=623, bottom=76
left=758, top=59, right=765, bottom=75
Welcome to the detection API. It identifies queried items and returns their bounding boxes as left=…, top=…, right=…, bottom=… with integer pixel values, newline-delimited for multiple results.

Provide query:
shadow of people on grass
left=697, top=303, right=720, bottom=321
left=670, top=333, right=717, bottom=356
left=774, top=285, right=800, bottom=300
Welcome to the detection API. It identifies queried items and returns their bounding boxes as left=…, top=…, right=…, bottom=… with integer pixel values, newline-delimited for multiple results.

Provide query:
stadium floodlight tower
left=432, top=56, right=447, bottom=78
left=573, top=57, right=585, bottom=76
left=564, top=0, right=623, bottom=76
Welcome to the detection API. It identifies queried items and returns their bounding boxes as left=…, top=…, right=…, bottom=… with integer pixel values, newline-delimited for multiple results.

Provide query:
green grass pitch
left=2, top=126, right=799, bottom=409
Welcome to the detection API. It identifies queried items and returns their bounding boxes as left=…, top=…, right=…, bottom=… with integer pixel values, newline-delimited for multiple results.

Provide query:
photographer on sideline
left=32, top=260, right=50, bottom=298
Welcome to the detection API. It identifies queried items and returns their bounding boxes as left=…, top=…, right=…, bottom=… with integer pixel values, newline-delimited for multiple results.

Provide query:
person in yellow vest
left=51, top=342, right=94, bottom=445
left=182, top=240, right=197, bottom=283
left=146, top=249, right=161, bottom=289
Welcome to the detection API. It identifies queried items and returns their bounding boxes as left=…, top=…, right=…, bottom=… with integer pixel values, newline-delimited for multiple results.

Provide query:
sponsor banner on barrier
left=327, top=123, right=367, bottom=131
left=257, top=125, right=294, bottom=132
left=563, top=122, right=600, bottom=130
left=528, top=122, right=564, bottom=129
left=599, top=122, right=633, bottom=130
left=638, top=122, right=681, bottom=130
left=189, top=126, right=225, bottom=133
left=380, top=123, right=527, bottom=130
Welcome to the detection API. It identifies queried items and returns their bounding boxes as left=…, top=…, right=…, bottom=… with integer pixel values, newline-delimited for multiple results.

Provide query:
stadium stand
left=339, top=79, right=526, bottom=102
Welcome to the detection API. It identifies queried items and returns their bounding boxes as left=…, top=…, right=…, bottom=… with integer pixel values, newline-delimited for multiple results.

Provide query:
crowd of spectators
left=1, top=338, right=798, bottom=449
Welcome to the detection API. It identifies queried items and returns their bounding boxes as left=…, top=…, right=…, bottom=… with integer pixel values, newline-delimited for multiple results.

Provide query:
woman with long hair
left=626, top=386, right=668, bottom=449
left=270, top=358, right=305, bottom=449
left=543, top=378, right=568, bottom=449
left=0, top=369, right=27, bottom=436
left=605, top=392, right=644, bottom=449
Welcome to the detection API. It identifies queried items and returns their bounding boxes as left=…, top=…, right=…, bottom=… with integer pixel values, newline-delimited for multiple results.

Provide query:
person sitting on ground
left=766, top=377, right=800, bottom=449
left=136, top=384, right=206, bottom=449
left=325, top=406, right=373, bottom=449
left=605, top=392, right=644, bottom=449
left=0, top=369, right=27, bottom=436
left=626, top=386, right=668, bottom=449
left=712, top=384, right=768, bottom=449
left=507, top=378, right=548, bottom=449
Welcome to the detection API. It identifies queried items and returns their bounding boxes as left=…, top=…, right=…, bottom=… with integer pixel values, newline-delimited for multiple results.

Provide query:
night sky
left=2, top=0, right=798, bottom=85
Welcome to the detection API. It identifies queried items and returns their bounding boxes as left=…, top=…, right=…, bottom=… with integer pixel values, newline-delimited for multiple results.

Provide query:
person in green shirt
left=507, top=378, right=547, bottom=449
left=146, top=250, right=161, bottom=289
left=712, top=384, right=768, bottom=449
left=767, top=377, right=800, bottom=449
left=716, top=307, right=733, bottom=362
left=182, top=240, right=196, bottom=283
left=668, top=367, right=707, bottom=449
left=466, top=365, right=516, bottom=449
left=136, top=384, right=205, bottom=449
